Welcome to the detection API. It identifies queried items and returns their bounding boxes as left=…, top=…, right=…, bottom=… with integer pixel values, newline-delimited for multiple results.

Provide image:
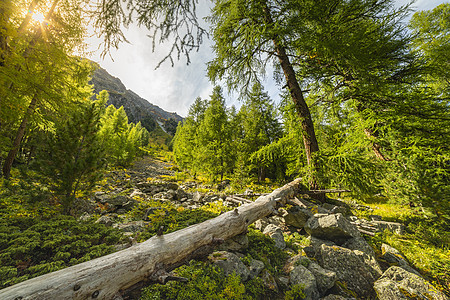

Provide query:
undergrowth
left=140, top=260, right=267, bottom=300
left=353, top=201, right=450, bottom=295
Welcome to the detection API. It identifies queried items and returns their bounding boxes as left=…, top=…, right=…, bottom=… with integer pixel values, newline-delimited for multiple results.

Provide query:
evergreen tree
left=238, top=82, right=282, bottom=181
left=36, top=94, right=107, bottom=214
left=197, top=86, right=232, bottom=181
left=98, top=94, right=149, bottom=167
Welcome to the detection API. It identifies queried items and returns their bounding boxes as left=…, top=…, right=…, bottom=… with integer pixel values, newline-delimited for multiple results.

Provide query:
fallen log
left=0, top=178, right=304, bottom=300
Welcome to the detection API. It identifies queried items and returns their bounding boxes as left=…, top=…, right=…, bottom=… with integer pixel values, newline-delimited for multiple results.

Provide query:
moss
left=284, top=284, right=305, bottom=300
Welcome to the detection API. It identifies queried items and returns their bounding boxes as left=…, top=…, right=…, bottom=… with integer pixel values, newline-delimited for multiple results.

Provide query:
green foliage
left=140, top=260, right=265, bottom=300
left=0, top=215, right=123, bottom=288
left=243, top=228, right=288, bottom=275
left=99, top=94, right=150, bottom=167
left=410, top=3, right=450, bottom=95
left=353, top=201, right=450, bottom=295
left=284, top=284, right=306, bottom=300
left=34, top=94, right=107, bottom=213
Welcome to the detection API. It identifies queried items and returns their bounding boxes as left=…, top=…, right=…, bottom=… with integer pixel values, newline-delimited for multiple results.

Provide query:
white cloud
left=85, top=0, right=447, bottom=117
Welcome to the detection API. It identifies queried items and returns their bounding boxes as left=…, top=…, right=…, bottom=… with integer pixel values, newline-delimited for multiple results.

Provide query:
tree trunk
left=2, top=95, right=38, bottom=178
left=0, top=178, right=304, bottom=300
left=262, top=4, right=321, bottom=190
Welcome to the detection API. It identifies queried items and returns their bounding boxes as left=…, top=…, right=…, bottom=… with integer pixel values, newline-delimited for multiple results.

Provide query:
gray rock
left=284, top=206, right=313, bottom=228
left=248, top=259, right=265, bottom=279
left=308, top=261, right=337, bottom=296
left=289, top=264, right=320, bottom=300
left=285, top=255, right=336, bottom=296
left=342, top=236, right=375, bottom=257
left=319, top=295, right=348, bottom=300
left=192, top=191, right=203, bottom=203
left=108, top=195, right=129, bottom=207
left=267, top=215, right=285, bottom=227
left=374, top=266, right=448, bottom=300
left=254, top=218, right=269, bottom=232
left=305, top=213, right=361, bottom=245
left=381, top=243, right=420, bottom=275
left=318, top=244, right=376, bottom=298
left=114, top=221, right=146, bottom=233
left=261, top=269, right=278, bottom=291
left=353, top=249, right=383, bottom=279
left=374, top=220, right=405, bottom=235
left=263, top=224, right=286, bottom=249
left=219, top=233, right=249, bottom=251
left=304, top=236, right=336, bottom=259
left=278, top=276, right=290, bottom=287
left=95, top=215, right=115, bottom=227
left=208, top=251, right=250, bottom=281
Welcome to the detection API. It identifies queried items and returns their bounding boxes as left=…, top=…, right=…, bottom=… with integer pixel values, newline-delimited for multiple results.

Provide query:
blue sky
left=86, top=1, right=448, bottom=117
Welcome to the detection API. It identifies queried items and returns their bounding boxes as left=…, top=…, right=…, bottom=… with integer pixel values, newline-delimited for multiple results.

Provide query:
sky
left=85, top=0, right=448, bottom=117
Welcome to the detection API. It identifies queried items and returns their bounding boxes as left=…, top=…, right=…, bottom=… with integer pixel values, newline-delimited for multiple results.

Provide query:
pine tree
left=37, top=94, right=107, bottom=214
left=197, top=86, right=232, bottom=181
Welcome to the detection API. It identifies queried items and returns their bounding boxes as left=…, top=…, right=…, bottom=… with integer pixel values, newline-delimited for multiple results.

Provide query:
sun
left=32, top=12, right=46, bottom=23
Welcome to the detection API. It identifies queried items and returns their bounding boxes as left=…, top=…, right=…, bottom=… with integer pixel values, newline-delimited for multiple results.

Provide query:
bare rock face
left=305, top=213, right=361, bottom=245
left=318, top=244, right=377, bottom=299
left=374, top=266, right=448, bottom=300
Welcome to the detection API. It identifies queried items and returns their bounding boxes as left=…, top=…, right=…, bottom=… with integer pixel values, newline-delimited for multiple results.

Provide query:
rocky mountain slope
left=90, top=65, right=183, bottom=134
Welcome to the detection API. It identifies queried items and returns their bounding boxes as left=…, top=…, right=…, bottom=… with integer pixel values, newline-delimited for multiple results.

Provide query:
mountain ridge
left=89, top=64, right=183, bottom=134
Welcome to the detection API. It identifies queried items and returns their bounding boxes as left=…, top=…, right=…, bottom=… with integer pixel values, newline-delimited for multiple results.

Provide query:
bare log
left=0, top=178, right=304, bottom=300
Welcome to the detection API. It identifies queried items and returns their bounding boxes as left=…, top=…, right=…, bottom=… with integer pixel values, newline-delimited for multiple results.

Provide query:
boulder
left=289, top=264, right=320, bottom=300
left=374, top=266, right=448, bottom=300
left=305, top=213, right=361, bottom=245
left=284, top=206, right=313, bottom=228
left=263, top=224, right=286, bottom=249
left=342, top=236, right=375, bottom=257
left=107, top=195, right=129, bottom=207
left=254, top=218, right=269, bottom=232
left=308, top=261, right=337, bottom=296
left=285, top=255, right=336, bottom=296
left=219, top=233, right=249, bottom=251
left=192, top=191, right=203, bottom=203
left=208, top=251, right=250, bottom=281
left=303, top=236, right=336, bottom=259
left=381, top=243, right=420, bottom=275
left=318, top=244, right=376, bottom=299
left=248, top=259, right=265, bottom=279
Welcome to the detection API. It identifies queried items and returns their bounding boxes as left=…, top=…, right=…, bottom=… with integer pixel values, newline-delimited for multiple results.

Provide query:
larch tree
left=208, top=0, right=321, bottom=188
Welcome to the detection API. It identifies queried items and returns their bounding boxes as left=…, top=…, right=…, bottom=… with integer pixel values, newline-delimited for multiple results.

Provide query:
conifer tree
left=37, top=94, right=107, bottom=214
left=197, top=86, right=232, bottom=181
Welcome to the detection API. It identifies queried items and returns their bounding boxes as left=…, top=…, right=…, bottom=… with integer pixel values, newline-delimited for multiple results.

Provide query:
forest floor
left=0, top=155, right=449, bottom=299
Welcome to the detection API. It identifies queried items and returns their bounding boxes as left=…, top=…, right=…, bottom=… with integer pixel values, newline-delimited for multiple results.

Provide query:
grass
left=350, top=198, right=450, bottom=295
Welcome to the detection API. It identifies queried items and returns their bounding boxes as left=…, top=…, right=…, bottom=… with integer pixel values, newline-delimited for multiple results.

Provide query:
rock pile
left=83, top=163, right=447, bottom=299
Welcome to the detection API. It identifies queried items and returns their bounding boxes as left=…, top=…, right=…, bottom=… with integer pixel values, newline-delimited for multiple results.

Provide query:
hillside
left=90, top=65, right=183, bottom=135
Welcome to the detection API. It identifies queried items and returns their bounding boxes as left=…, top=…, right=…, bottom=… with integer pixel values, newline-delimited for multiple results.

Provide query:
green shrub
left=0, top=215, right=124, bottom=288
left=140, top=260, right=266, bottom=300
